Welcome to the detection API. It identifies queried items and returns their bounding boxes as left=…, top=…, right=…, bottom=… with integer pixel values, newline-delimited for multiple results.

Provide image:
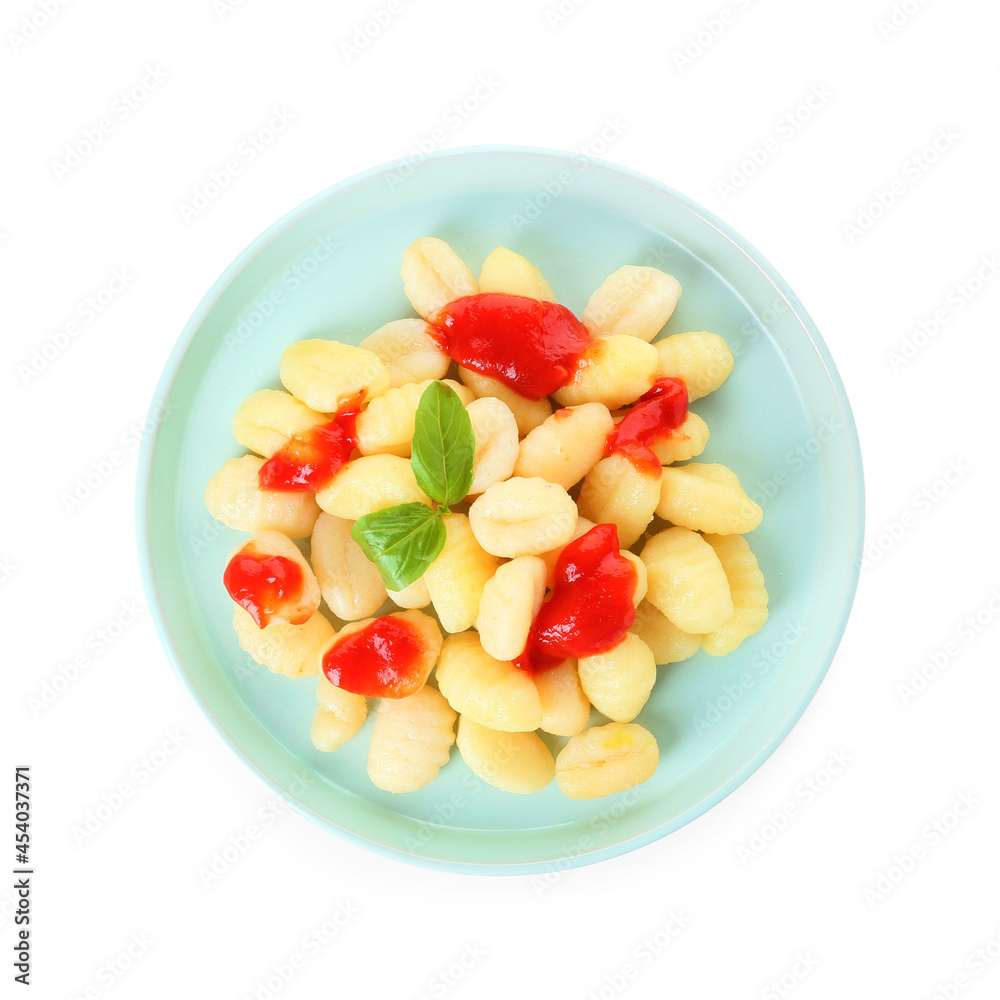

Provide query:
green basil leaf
left=410, top=380, right=475, bottom=507
left=351, top=502, right=446, bottom=591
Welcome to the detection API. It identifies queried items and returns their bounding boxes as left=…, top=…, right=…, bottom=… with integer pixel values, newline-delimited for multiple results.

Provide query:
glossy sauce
left=606, top=376, right=688, bottom=471
left=429, top=293, right=591, bottom=400
left=223, top=552, right=305, bottom=629
left=322, top=616, right=425, bottom=698
left=258, top=395, right=361, bottom=492
left=514, top=524, right=637, bottom=674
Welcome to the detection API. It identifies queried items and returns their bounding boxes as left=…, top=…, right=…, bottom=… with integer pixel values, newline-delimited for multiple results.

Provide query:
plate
left=137, top=147, right=864, bottom=874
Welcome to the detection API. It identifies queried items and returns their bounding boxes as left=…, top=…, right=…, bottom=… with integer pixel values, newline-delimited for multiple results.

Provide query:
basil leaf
left=410, top=380, right=475, bottom=507
left=351, top=502, right=446, bottom=591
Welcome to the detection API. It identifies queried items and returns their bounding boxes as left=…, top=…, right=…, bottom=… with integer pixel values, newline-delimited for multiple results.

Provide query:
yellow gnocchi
left=539, top=516, right=597, bottom=587
left=459, top=366, right=553, bottom=436
left=475, top=555, right=547, bottom=661
left=631, top=601, right=703, bottom=664
left=366, top=685, right=456, bottom=792
left=535, top=660, right=592, bottom=737
left=206, top=455, right=321, bottom=538
left=232, top=389, right=326, bottom=458
left=577, top=453, right=660, bottom=548
left=578, top=633, right=656, bottom=723
left=649, top=411, right=710, bottom=466
left=641, top=526, right=734, bottom=634
left=456, top=717, right=555, bottom=794
left=656, top=463, right=763, bottom=535
left=514, top=402, right=614, bottom=490
left=310, top=513, right=387, bottom=621
left=655, top=331, right=734, bottom=401
left=226, top=530, right=321, bottom=627
left=553, top=335, right=658, bottom=410
left=701, top=533, right=769, bottom=656
left=555, top=722, right=659, bottom=800
left=359, top=318, right=450, bottom=388
left=316, top=454, right=429, bottom=519
left=469, top=476, right=578, bottom=558
left=582, top=265, right=682, bottom=342
left=436, top=632, right=543, bottom=732
left=424, top=513, right=503, bottom=633
left=280, top=339, right=390, bottom=412
left=467, top=396, right=520, bottom=495
left=311, top=675, right=368, bottom=752
left=386, top=575, right=431, bottom=610
left=401, top=237, right=478, bottom=319
left=478, top=246, right=556, bottom=301
left=232, top=605, right=333, bottom=678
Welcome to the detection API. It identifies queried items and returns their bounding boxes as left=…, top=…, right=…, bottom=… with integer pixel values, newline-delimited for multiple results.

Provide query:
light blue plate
left=137, top=147, right=863, bottom=874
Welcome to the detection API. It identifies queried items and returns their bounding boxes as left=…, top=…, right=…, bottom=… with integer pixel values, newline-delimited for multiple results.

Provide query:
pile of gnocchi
left=205, top=238, right=769, bottom=801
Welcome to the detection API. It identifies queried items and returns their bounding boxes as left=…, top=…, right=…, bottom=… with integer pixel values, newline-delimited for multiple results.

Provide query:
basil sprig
left=351, top=381, right=475, bottom=590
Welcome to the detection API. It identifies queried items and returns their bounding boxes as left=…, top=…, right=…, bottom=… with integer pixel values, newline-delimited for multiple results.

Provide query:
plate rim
left=135, top=144, right=865, bottom=875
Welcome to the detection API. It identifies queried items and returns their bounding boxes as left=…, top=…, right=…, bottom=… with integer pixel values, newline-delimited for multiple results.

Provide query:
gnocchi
left=459, top=366, right=553, bottom=436
left=654, top=330, right=734, bottom=401
left=359, top=318, right=450, bottom=388
left=456, top=717, right=555, bottom=793
left=316, top=454, right=429, bottom=519
left=582, top=265, right=682, bottom=342
left=649, top=411, right=710, bottom=466
left=469, top=476, right=578, bottom=558
left=478, top=246, right=556, bottom=301
left=475, top=555, right=547, bottom=661
left=577, top=454, right=660, bottom=548
left=701, top=533, right=769, bottom=656
left=631, top=600, right=703, bottom=664
left=553, top=335, right=658, bottom=410
left=367, top=685, right=456, bottom=792
left=232, top=389, right=326, bottom=457
left=232, top=605, right=332, bottom=678
left=555, top=723, right=659, bottom=800
left=310, top=513, right=387, bottom=621
left=401, top=236, right=479, bottom=319
left=578, top=634, right=656, bottom=723
left=311, top=675, right=368, bottom=752
left=535, top=660, right=592, bottom=737
left=656, top=463, right=763, bottom=535
left=280, top=338, right=390, bottom=412
left=514, top=403, right=614, bottom=490
left=467, top=396, right=520, bottom=495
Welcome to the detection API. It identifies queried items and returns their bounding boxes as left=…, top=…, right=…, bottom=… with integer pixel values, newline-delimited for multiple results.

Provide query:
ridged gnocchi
left=280, top=339, right=390, bottom=412
left=436, top=632, right=543, bottom=732
left=232, top=389, right=327, bottom=457
left=641, top=526, right=734, bottom=634
left=467, top=396, right=519, bottom=495
left=514, top=403, right=614, bottom=490
left=478, top=246, right=556, bottom=301
left=649, top=411, right=710, bottom=466
left=555, top=723, right=659, bottom=800
left=582, top=265, right=682, bottom=342
left=577, top=454, right=660, bottom=548
left=359, top=318, right=450, bottom=388
left=578, top=634, right=656, bottom=723
left=310, top=513, right=387, bottom=621
left=401, top=237, right=478, bottom=319
left=469, top=477, right=578, bottom=558
left=386, top=575, right=431, bottom=609
left=424, top=514, right=502, bottom=633
left=701, top=533, right=769, bottom=656
left=311, top=675, right=368, bottom=752
left=367, top=685, right=456, bottom=792
left=656, top=463, right=763, bottom=535
left=206, top=455, right=321, bottom=537
left=553, top=335, right=658, bottom=409
left=457, top=717, right=555, bottom=793
left=232, top=605, right=333, bottom=678
left=631, top=600, right=703, bottom=664
left=535, top=660, right=592, bottom=737
left=475, top=555, right=547, bottom=661
left=316, top=454, right=429, bottom=519
left=655, top=331, right=734, bottom=401
left=459, top=367, right=553, bottom=436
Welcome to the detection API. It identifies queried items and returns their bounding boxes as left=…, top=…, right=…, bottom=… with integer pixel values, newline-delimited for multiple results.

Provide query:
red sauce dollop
left=322, top=616, right=426, bottom=698
left=606, top=377, right=688, bottom=472
left=258, top=395, right=361, bottom=492
left=429, top=293, right=591, bottom=400
left=223, top=552, right=305, bottom=628
left=514, top=524, right=638, bottom=674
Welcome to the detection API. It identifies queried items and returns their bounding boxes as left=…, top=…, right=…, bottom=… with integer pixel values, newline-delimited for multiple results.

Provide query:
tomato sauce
left=322, top=616, right=426, bottom=698
left=223, top=552, right=305, bottom=629
left=605, top=377, right=688, bottom=471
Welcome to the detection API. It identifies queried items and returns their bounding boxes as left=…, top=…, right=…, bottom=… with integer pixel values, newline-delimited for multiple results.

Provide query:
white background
left=5, top=0, right=1000, bottom=997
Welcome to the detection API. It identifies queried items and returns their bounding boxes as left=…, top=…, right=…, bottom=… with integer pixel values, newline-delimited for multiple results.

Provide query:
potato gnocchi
left=208, top=236, right=771, bottom=801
